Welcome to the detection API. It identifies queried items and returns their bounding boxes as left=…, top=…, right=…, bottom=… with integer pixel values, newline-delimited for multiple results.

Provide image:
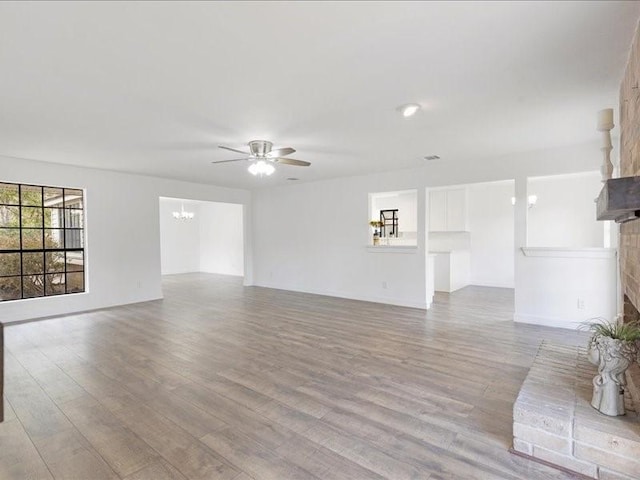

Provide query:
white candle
left=597, top=108, right=614, bottom=131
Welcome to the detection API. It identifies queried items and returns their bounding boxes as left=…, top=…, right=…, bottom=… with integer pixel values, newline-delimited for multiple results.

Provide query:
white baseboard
left=253, top=281, right=428, bottom=310
left=3, top=294, right=164, bottom=325
left=470, top=281, right=515, bottom=289
left=514, top=313, right=581, bottom=330
left=161, top=269, right=200, bottom=276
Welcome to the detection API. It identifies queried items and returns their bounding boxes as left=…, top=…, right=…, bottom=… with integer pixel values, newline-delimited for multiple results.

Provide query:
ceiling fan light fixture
left=398, top=103, right=421, bottom=117
left=248, top=160, right=275, bottom=176
left=215, top=140, right=309, bottom=174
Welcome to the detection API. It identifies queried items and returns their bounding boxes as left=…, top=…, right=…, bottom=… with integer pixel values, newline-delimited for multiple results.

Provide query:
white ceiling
left=0, top=1, right=638, bottom=189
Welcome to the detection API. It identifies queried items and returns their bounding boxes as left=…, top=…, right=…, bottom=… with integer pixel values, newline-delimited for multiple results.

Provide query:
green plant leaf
left=581, top=317, right=640, bottom=342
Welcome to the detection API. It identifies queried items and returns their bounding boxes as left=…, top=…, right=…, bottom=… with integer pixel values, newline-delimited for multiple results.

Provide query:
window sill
left=366, top=245, right=418, bottom=254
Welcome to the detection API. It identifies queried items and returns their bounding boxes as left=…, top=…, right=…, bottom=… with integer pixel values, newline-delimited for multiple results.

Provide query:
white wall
left=515, top=250, right=617, bottom=328
left=514, top=170, right=615, bottom=327
left=199, top=202, right=244, bottom=276
left=467, top=181, right=515, bottom=288
left=527, top=171, right=603, bottom=248
left=253, top=173, right=428, bottom=309
left=159, top=198, right=201, bottom=275
left=0, top=140, right=611, bottom=327
left=514, top=171, right=616, bottom=329
left=0, top=154, right=250, bottom=323
left=428, top=232, right=471, bottom=251
left=252, top=142, right=604, bottom=313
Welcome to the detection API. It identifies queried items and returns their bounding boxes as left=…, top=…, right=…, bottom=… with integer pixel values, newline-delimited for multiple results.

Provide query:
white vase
left=588, top=335, right=637, bottom=416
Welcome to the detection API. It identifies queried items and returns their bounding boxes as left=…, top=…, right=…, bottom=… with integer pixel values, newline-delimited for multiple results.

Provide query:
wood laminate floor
left=0, top=273, right=589, bottom=479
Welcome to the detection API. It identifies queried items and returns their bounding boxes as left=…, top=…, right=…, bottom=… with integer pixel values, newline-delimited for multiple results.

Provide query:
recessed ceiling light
left=397, top=103, right=421, bottom=117
left=424, top=155, right=440, bottom=161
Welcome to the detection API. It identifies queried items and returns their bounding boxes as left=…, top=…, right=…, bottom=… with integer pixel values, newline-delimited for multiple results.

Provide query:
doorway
left=427, top=180, right=515, bottom=293
left=159, top=197, right=244, bottom=277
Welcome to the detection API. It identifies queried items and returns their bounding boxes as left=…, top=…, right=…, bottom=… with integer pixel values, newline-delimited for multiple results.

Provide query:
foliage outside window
left=0, top=182, right=85, bottom=301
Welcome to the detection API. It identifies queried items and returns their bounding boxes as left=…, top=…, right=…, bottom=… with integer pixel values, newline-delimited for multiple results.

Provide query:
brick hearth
left=512, top=342, right=640, bottom=479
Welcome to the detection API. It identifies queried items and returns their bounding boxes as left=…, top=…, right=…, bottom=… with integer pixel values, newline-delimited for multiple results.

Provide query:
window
left=0, top=182, right=85, bottom=301
left=369, top=190, right=418, bottom=246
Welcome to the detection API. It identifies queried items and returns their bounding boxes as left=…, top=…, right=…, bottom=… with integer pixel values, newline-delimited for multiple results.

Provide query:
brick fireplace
left=620, top=20, right=640, bottom=322
left=512, top=20, right=640, bottom=480
left=623, top=295, right=640, bottom=324
left=618, top=18, right=640, bottom=477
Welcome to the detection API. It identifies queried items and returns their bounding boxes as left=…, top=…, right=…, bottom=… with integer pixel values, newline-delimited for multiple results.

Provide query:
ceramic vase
left=588, top=335, right=637, bottom=416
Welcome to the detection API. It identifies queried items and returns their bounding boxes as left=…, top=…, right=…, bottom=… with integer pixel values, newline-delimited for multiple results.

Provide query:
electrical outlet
left=577, top=298, right=585, bottom=310
left=382, top=281, right=388, bottom=289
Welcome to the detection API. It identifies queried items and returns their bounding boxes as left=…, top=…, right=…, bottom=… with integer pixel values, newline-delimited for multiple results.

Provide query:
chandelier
left=172, top=203, right=194, bottom=220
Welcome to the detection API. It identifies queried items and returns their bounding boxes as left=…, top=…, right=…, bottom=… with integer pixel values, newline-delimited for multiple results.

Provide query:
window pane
left=0, top=183, right=19, bottom=205
left=66, top=251, right=84, bottom=272
left=21, top=185, right=42, bottom=206
left=22, top=252, right=44, bottom=274
left=45, top=252, right=65, bottom=273
left=43, top=207, right=64, bottom=228
left=0, top=276, right=21, bottom=301
left=64, top=209, right=84, bottom=229
left=21, top=229, right=43, bottom=250
left=45, top=273, right=65, bottom=296
left=0, top=228, right=20, bottom=249
left=43, top=188, right=64, bottom=207
left=66, top=271, right=84, bottom=293
left=65, top=229, right=84, bottom=248
left=0, top=206, right=19, bottom=227
left=21, top=206, right=43, bottom=227
left=44, top=229, right=64, bottom=249
left=22, top=274, right=44, bottom=298
left=0, top=253, right=20, bottom=276
left=64, top=189, right=83, bottom=209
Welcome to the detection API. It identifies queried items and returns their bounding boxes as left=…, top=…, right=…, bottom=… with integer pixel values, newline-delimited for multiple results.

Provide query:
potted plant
left=369, top=220, right=383, bottom=245
left=584, top=318, right=640, bottom=416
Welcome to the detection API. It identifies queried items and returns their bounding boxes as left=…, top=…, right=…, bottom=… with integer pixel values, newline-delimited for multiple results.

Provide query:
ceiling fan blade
left=267, top=147, right=296, bottom=158
left=218, top=145, right=250, bottom=155
left=273, top=157, right=311, bottom=167
left=211, top=157, right=249, bottom=164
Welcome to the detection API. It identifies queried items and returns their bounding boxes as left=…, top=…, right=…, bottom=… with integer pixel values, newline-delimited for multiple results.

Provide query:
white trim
left=520, top=247, right=616, bottom=259
left=470, top=281, right=515, bottom=289
left=366, top=245, right=418, bottom=253
left=514, top=313, right=582, bottom=330
left=2, top=294, right=163, bottom=325
left=253, top=281, right=427, bottom=310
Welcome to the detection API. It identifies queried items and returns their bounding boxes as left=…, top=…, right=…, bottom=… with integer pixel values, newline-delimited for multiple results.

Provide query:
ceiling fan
left=213, top=140, right=311, bottom=176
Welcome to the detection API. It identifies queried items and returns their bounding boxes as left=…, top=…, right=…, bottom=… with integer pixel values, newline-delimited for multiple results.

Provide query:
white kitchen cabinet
left=428, top=188, right=467, bottom=232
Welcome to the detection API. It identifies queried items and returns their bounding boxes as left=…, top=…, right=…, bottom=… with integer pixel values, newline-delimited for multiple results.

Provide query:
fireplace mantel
left=596, top=176, right=640, bottom=223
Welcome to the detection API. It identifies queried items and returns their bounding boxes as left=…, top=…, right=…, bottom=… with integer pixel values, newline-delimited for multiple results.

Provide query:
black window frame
left=0, top=181, right=85, bottom=302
